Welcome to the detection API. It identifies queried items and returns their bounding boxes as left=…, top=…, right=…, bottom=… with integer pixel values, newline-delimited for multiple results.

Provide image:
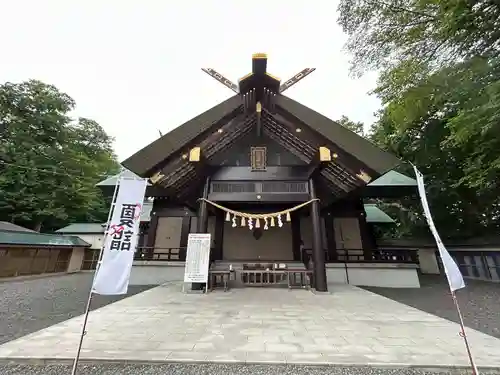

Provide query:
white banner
left=93, top=178, right=147, bottom=295
left=184, top=233, right=211, bottom=283
left=413, top=165, right=465, bottom=291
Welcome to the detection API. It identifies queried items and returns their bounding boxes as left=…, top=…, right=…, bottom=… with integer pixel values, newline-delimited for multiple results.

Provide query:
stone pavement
left=0, top=283, right=499, bottom=368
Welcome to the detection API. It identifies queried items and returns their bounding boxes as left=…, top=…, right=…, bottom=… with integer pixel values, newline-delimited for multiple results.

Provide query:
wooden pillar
left=291, top=212, right=302, bottom=261
left=197, top=178, right=210, bottom=233
left=192, top=177, right=211, bottom=290
left=145, top=213, right=159, bottom=260
left=324, top=212, right=337, bottom=262
left=309, top=178, right=328, bottom=292
left=179, top=217, right=191, bottom=261
left=214, top=210, right=225, bottom=261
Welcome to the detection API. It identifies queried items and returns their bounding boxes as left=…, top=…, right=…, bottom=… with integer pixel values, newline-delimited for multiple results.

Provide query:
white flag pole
left=71, top=168, right=123, bottom=375
left=411, top=164, right=479, bottom=375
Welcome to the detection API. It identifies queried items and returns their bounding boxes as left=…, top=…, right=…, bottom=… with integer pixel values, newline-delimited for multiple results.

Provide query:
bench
left=208, top=270, right=233, bottom=292
left=287, top=269, right=313, bottom=289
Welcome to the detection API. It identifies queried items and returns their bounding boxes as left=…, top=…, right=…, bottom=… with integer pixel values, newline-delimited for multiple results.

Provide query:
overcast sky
left=1, top=0, right=380, bottom=161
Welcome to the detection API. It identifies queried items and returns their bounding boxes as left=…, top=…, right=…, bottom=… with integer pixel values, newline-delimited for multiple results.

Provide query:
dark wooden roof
left=275, top=95, right=400, bottom=174
left=122, top=95, right=242, bottom=176
left=121, top=55, right=402, bottom=204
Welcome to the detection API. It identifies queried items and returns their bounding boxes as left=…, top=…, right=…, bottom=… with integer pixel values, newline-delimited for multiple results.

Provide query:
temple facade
left=111, top=54, right=423, bottom=291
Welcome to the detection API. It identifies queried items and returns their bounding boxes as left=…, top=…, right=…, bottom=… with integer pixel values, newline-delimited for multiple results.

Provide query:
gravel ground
left=0, top=273, right=155, bottom=345
left=363, top=274, right=500, bottom=338
left=0, top=363, right=496, bottom=375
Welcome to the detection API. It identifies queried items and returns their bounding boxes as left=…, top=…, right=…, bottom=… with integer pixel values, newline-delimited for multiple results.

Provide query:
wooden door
left=154, top=217, right=183, bottom=260
left=334, top=218, right=364, bottom=261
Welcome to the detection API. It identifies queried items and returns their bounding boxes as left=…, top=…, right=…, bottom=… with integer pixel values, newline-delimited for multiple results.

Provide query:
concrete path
left=0, top=283, right=499, bottom=367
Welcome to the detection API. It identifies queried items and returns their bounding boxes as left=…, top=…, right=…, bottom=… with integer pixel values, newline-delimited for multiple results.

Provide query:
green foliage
left=337, top=115, right=365, bottom=136
left=339, top=0, right=500, bottom=239
left=338, top=0, right=500, bottom=76
left=0, top=80, right=119, bottom=231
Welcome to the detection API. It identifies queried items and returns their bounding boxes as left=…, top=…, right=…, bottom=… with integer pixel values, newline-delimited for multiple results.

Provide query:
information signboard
left=183, top=233, right=211, bottom=284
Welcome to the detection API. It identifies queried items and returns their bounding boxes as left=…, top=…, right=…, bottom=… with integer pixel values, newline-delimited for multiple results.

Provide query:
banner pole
left=70, top=169, right=123, bottom=375
left=411, top=163, right=478, bottom=374
left=451, top=291, right=479, bottom=375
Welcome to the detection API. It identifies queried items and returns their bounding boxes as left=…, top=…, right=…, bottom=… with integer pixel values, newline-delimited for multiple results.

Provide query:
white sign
left=93, top=178, right=148, bottom=295
left=413, top=166, right=465, bottom=291
left=184, top=233, right=211, bottom=283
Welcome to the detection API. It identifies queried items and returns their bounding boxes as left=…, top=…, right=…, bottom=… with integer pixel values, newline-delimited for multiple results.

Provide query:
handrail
left=301, top=247, right=418, bottom=264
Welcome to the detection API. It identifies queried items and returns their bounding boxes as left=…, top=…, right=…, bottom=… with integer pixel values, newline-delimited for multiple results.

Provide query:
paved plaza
left=0, top=282, right=499, bottom=368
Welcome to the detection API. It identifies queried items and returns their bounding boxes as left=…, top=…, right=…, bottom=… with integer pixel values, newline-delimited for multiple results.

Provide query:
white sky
left=0, top=0, right=380, bottom=161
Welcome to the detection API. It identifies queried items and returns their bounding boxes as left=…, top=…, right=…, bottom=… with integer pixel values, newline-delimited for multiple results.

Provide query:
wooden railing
left=371, top=248, right=418, bottom=263
left=134, top=247, right=187, bottom=261
left=438, top=250, right=500, bottom=281
left=302, top=248, right=418, bottom=264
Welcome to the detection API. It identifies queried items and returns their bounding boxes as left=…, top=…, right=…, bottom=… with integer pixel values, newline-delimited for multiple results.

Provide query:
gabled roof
left=364, top=170, right=417, bottom=198
left=368, top=170, right=417, bottom=186
left=119, top=56, right=403, bottom=203
left=56, top=202, right=154, bottom=234
left=122, top=95, right=242, bottom=176
left=0, top=231, right=90, bottom=247
left=275, top=95, right=400, bottom=175
left=56, top=223, right=106, bottom=234
left=95, top=169, right=149, bottom=187
left=0, top=221, right=36, bottom=233
left=364, top=204, right=395, bottom=224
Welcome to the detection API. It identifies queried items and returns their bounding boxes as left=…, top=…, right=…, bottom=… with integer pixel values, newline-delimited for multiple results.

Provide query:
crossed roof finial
left=201, top=54, right=315, bottom=95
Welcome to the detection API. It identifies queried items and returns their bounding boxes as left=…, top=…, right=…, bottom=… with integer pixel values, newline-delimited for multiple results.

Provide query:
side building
left=0, top=221, right=90, bottom=278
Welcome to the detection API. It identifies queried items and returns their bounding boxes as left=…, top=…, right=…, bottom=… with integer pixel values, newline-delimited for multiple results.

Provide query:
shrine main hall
left=109, top=54, right=427, bottom=291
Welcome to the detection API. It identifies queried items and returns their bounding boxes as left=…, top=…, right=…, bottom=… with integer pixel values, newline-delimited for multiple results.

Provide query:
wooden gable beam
left=271, top=110, right=378, bottom=181
left=148, top=114, right=256, bottom=194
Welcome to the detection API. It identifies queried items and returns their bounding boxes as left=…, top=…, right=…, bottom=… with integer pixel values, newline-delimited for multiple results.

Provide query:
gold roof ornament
left=189, top=147, right=201, bottom=162
left=149, top=171, right=165, bottom=184
left=319, top=147, right=332, bottom=162
left=356, top=170, right=372, bottom=183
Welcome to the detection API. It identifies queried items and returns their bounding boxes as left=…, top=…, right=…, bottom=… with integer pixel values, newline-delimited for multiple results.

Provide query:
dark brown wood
left=179, top=217, right=191, bottom=261
left=154, top=114, right=255, bottom=193
left=197, top=177, right=211, bottom=233
left=324, top=213, right=337, bottom=262
left=261, top=111, right=359, bottom=198
left=193, top=177, right=211, bottom=291
left=291, top=212, right=302, bottom=261
left=208, top=192, right=310, bottom=202
left=275, top=94, right=400, bottom=175
left=208, top=270, right=232, bottom=292
left=309, top=178, right=328, bottom=292
left=214, top=211, right=225, bottom=261
left=145, top=212, right=159, bottom=259
left=152, top=204, right=197, bottom=217
left=122, top=95, right=243, bottom=177
left=211, top=166, right=311, bottom=181
left=287, top=270, right=313, bottom=289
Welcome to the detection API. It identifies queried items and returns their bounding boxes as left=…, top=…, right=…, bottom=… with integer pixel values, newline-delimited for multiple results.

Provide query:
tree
left=0, top=80, right=119, bottom=231
left=338, top=0, right=500, bottom=239
left=338, top=0, right=500, bottom=77
left=337, top=115, right=365, bottom=136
